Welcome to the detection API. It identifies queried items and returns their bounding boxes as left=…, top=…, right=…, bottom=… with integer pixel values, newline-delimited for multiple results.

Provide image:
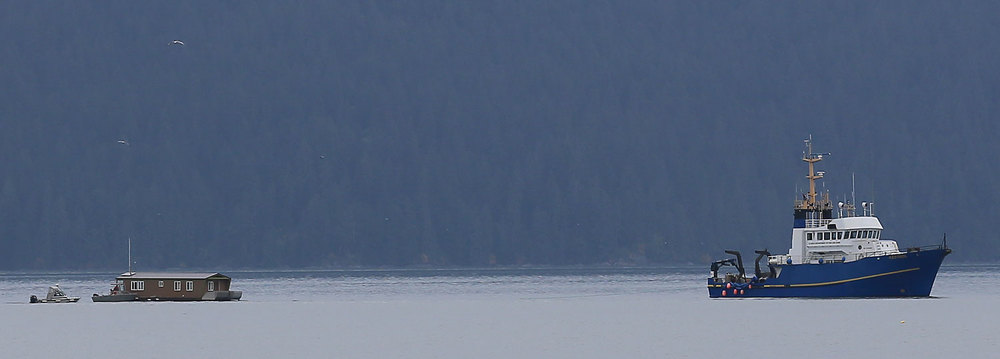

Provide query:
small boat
left=92, top=281, right=139, bottom=302
left=707, top=137, right=951, bottom=298
left=92, top=237, right=141, bottom=302
left=30, top=284, right=81, bottom=303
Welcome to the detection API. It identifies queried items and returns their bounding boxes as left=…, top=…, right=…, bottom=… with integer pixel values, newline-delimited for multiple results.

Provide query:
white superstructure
left=770, top=137, right=902, bottom=265
left=774, top=215, right=902, bottom=265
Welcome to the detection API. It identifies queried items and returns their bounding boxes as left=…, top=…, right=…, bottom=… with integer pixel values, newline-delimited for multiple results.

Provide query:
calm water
left=1, top=265, right=996, bottom=358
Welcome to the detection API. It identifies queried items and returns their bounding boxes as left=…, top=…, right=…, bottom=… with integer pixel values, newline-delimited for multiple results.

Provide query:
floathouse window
left=130, top=280, right=144, bottom=291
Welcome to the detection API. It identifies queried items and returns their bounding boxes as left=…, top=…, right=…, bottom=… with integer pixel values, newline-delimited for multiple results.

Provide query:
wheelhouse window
left=807, top=233, right=813, bottom=240
left=850, top=231, right=857, bottom=239
left=174, top=281, right=181, bottom=291
left=824, top=232, right=831, bottom=240
left=838, top=232, right=844, bottom=240
left=186, top=281, right=194, bottom=291
left=875, top=231, right=881, bottom=239
left=130, top=280, right=144, bottom=291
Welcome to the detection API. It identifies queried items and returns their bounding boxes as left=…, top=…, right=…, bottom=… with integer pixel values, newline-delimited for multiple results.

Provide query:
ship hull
left=708, top=247, right=950, bottom=298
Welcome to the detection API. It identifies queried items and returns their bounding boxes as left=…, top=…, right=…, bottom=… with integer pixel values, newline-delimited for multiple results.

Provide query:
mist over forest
left=0, top=1, right=996, bottom=269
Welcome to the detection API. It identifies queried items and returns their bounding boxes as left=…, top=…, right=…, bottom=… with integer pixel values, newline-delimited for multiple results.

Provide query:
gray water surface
left=1, top=265, right=995, bottom=358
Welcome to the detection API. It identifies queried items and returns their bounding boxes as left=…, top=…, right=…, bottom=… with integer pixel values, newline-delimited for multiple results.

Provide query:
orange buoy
left=726, top=283, right=732, bottom=289
left=740, top=289, right=745, bottom=295
left=722, top=290, right=727, bottom=296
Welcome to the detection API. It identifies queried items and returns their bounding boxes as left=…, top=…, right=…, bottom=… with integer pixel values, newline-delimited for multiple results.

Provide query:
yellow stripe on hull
left=706, top=267, right=920, bottom=288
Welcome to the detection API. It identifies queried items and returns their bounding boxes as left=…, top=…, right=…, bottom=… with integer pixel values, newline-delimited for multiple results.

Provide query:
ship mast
left=795, top=136, right=832, bottom=216
left=803, top=136, right=823, bottom=209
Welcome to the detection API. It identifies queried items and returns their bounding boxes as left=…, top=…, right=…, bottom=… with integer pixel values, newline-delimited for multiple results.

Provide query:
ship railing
left=855, top=250, right=904, bottom=260
left=803, top=219, right=833, bottom=228
left=904, top=244, right=948, bottom=252
left=814, top=248, right=927, bottom=262
left=772, top=246, right=944, bottom=265
left=806, top=254, right=851, bottom=263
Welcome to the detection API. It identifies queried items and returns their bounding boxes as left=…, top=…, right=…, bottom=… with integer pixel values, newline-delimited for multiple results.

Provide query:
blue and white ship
left=708, top=138, right=951, bottom=298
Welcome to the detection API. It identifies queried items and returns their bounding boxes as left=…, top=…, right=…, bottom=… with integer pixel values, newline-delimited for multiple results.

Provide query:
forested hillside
left=0, top=1, right=997, bottom=269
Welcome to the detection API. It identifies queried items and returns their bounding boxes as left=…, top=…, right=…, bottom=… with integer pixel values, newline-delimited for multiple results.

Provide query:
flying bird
left=117, top=139, right=129, bottom=146
left=170, top=40, right=185, bottom=46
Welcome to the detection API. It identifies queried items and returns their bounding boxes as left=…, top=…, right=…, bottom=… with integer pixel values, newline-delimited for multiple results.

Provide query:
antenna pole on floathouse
left=128, top=236, right=133, bottom=275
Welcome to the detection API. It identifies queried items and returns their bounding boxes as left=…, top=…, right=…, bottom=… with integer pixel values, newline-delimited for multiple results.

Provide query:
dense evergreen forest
left=0, top=1, right=997, bottom=269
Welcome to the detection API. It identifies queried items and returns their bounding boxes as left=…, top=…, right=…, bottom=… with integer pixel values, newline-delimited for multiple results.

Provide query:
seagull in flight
left=170, top=40, right=185, bottom=46
left=117, top=139, right=129, bottom=146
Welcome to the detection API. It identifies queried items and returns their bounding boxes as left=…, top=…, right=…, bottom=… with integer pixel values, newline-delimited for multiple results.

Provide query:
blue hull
left=707, top=248, right=950, bottom=298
